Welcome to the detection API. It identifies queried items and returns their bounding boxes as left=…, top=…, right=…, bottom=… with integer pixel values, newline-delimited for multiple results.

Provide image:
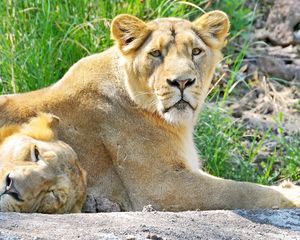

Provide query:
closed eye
left=31, top=145, right=41, bottom=162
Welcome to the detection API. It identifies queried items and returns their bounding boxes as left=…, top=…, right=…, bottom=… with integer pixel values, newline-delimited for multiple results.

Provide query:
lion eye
left=192, top=48, right=203, bottom=56
left=149, top=50, right=162, bottom=58
left=32, top=146, right=41, bottom=162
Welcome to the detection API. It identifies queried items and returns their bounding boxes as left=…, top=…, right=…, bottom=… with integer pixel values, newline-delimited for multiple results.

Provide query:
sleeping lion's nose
left=4, top=174, right=23, bottom=201
left=5, top=174, right=13, bottom=191
left=166, top=78, right=196, bottom=91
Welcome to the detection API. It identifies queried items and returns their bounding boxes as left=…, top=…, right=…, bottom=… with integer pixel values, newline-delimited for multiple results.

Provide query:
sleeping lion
left=0, top=113, right=86, bottom=213
left=0, top=11, right=299, bottom=211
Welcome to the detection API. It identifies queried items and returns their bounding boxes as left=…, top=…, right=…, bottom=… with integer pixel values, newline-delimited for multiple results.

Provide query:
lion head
left=111, top=11, right=229, bottom=124
left=0, top=113, right=86, bottom=213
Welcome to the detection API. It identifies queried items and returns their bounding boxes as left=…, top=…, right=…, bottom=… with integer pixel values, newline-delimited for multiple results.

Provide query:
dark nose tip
left=166, top=78, right=196, bottom=90
left=5, top=174, right=13, bottom=190
left=4, top=174, right=23, bottom=202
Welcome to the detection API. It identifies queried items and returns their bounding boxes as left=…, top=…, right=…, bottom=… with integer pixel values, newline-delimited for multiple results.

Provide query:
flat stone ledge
left=0, top=209, right=300, bottom=240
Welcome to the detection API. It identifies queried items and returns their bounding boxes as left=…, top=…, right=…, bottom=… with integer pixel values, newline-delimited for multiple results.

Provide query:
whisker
left=133, top=91, right=153, bottom=98
left=148, top=98, right=159, bottom=110
left=159, top=96, right=173, bottom=101
left=156, top=92, right=172, bottom=97
left=190, top=91, right=200, bottom=95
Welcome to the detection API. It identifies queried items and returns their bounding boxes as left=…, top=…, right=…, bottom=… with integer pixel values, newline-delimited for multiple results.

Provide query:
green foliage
left=0, top=0, right=112, bottom=93
left=277, top=134, right=300, bottom=181
left=195, top=106, right=257, bottom=182
left=208, top=0, right=255, bottom=101
left=195, top=107, right=300, bottom=185
left=211, top=0, right=254, bottom=41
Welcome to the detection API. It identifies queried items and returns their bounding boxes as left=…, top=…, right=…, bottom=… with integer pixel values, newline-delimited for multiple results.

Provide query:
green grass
left=0, top=0, right=299, bottom=184
left=0, top=0, right=252, bottom=93
left=0, top=0, right=203, bottom=93
left=195, top=107, right=300, bottom=184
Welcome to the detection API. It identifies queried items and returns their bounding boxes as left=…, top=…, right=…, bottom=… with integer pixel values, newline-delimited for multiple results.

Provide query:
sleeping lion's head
left=0, top=113, right=86, bottom=213
left=111, top=11, right=229, bottom=124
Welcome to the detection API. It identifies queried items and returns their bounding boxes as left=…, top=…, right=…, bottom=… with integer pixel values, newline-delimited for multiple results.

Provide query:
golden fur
left=0, top=113, right=87, bottom=213
left=0, top=11, right=299, bottom=211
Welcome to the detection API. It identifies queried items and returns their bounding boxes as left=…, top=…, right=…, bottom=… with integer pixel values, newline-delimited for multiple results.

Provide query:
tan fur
left=0, top=11, right=299, bottom=211
left=0, top=113, right=87, bottom=213
left=0, top=125, right=20, bottom=144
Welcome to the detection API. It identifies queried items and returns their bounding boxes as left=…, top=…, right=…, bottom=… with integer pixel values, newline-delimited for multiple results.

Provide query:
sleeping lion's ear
left=193, top=10, right=230, bottom=49
left=20, top=113, right=60, bottom=141
left=111, top=14, right=151, bottom=54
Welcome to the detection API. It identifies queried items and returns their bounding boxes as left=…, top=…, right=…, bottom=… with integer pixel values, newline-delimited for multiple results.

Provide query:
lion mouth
left=163, top=99, right=195, bottom=113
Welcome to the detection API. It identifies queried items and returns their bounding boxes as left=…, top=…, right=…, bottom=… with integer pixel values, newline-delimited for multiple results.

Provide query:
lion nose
left=4, top=174, right=23, bottom=201
left=166, top=78, right=196, bottom=91
left=5, top=174, right=13, bottom=191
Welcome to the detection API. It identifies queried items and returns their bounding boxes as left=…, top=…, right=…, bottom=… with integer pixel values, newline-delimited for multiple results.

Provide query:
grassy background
left=0, top=0, right=299, bottom=184
left=0, top=0, right=252, bottom=93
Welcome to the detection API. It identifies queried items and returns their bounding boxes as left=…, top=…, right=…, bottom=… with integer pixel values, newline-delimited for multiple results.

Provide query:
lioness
left=0, top=11, right=299, bottom=211
left=0, top=113, right=86, bottom=213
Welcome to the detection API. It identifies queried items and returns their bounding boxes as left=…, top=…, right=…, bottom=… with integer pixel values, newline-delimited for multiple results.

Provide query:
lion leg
left=121, top=166, right=300, bottom=211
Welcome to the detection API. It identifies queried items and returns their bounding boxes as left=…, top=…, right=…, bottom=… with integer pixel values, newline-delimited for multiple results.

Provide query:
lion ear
left=111, top=14, right=151, bottom=54
left=20, top=113, right=60, bottom=141
left=193, top=10, right=230, bottom=49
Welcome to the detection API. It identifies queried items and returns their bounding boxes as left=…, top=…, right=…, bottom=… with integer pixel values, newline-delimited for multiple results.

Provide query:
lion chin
left=160, top=100, right=195, bottom=124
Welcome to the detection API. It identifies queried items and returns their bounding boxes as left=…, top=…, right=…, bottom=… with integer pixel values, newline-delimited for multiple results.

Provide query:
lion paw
left=277, top=181, right=300, bottom=208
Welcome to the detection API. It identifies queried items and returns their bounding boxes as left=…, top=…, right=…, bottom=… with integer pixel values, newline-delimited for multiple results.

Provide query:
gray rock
left=0, top=209, right=300, bottom=240
left=256, top=0, right=300, bottom=46
left=83, top=194, right=121, bottom=213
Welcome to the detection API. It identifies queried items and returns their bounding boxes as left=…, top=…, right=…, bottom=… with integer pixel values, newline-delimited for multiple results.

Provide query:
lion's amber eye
left=192, top=48, right=203, bottom=56
left=149, top=50, right=162, bottom=58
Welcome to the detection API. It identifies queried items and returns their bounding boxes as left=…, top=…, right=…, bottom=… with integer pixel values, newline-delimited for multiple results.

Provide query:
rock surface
left=0, top=209, right=300, bottom=240
left=256, top=0, right=300, bottom=46
left=250, top=0, right=300, bottom=84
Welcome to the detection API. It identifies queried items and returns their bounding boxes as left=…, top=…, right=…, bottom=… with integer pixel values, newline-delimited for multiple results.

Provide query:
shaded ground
left=0, top=209, right=300, bottom=240
left=231, top=0, right=300, bottom=126
left=223, top=0, right=300, bottom=131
